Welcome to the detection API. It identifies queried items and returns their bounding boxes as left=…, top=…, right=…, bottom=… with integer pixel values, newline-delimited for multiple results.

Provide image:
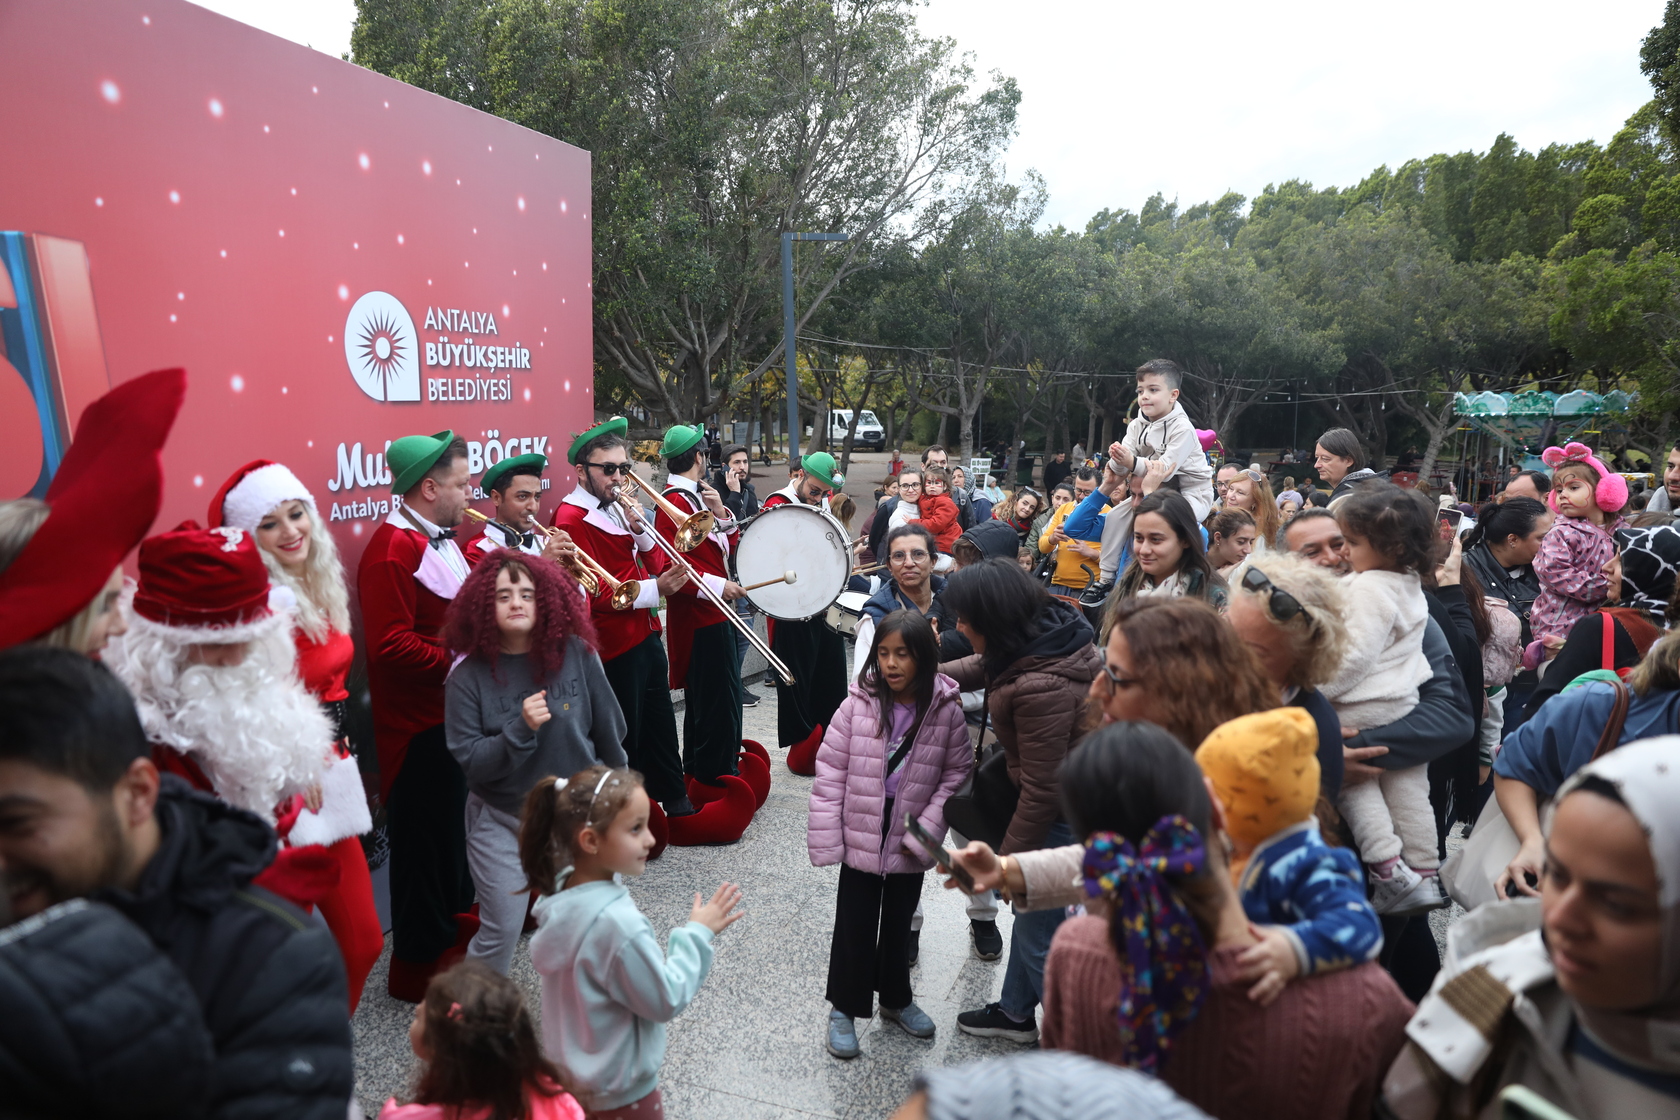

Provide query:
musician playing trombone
left=553, top=419, right=697, bottom=818
left=468, top=452, right=577, bottom=569
left=656, top=425, right=749, bottom=788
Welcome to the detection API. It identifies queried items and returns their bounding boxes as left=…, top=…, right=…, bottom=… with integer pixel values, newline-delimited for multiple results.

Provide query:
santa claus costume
left=0, top=367, right=185, bottom=653
left=358, top=431, right=478, bottom=1001
left=104, top=523, right=378, bottom=997
left=208, top=460, right=384, bottom=1013
left=760, top=453, right=851, bottom=773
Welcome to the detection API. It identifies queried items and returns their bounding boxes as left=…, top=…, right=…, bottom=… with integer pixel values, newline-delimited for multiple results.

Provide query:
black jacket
left=95, top=778, right=353, bottom=1120
left=956, top=517, right=1021, bottom=563
left=1463, top=540, right=1541, bottom=648
left=0, top=898, right=215, bottom=1118
left=715, top=472, right=759, bottom=522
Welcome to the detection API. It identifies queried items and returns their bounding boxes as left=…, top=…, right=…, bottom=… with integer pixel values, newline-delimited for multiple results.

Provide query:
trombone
left=612, top=483, right=796, bottom=685
left=618, top=469, right=715, bottom=551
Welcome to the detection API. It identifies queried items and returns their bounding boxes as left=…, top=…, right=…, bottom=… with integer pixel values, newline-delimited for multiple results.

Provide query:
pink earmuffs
left=1540, top=442, right=1628, bottom=513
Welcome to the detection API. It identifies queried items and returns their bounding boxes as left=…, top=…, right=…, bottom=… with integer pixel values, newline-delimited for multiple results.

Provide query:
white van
left=825, top=409, right=885, bottom=451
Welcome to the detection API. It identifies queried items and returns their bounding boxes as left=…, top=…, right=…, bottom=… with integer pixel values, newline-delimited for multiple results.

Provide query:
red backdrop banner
left=0, top=0, right=594, bottom=572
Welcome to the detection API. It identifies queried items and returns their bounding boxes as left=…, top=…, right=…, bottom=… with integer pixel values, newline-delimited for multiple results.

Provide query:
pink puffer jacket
left=807, top=675, right=973, bottom=875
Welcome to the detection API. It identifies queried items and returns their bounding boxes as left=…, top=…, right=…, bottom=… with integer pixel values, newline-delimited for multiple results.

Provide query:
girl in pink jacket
left=1527, top=443, right=1629, bottom=660
left=808, top=609, right=973, bottom=1060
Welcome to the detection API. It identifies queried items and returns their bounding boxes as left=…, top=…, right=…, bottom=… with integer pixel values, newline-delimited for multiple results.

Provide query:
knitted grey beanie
left=916, top=1052, right=1210, bottom=1120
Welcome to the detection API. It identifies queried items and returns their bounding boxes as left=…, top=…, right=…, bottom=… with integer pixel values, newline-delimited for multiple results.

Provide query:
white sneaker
left=1370, top=864, right=1448, bottom=916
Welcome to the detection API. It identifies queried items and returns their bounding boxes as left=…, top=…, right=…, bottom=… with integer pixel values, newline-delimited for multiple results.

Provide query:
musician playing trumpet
left=656, top=425, right=749, bottom=788
left=468, top=453, right=578, bottom=570
left=553, top=419, right=697, bottom=818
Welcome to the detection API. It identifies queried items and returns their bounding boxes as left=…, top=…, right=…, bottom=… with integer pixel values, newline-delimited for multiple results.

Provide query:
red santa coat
left=655, top=475, right=739, bottom=687
left=357, top=517, right=466, bottom=799
left=552, top=488, right=663, bottom=663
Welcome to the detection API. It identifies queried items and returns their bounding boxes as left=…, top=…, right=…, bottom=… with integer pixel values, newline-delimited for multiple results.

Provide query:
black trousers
left=388, top=724, right=475, bottom=963
left=603, top=633, right=686, bottom=804
left=771, top=616, right=849, bottom=748
left=826, top=863, right=923, bottom=1019
left=683, top=621, right=744, bottom=783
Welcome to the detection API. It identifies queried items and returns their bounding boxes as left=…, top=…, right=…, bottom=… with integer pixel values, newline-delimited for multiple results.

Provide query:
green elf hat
left=482, top=452, right=547, bottom=495
left=566, top=417, right=629, bottom=465
left=659, top=424, right=704, bottom=459
left=801, top=451, right=843, bottom=492
left=389, top=430, right=456, bottom=495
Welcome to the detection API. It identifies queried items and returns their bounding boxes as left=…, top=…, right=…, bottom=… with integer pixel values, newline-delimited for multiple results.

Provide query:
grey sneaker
left=1370, top=863, right=1448, bottom=916
left=881, top=1002, right=936, bottom=1039
left=826, top=1010, right=859, bottom=1059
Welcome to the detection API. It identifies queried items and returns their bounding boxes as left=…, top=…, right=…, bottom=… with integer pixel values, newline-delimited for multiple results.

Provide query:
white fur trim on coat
left=287, top=752, right=373, bottom=847
left=222, top=463, right=316, bottom=532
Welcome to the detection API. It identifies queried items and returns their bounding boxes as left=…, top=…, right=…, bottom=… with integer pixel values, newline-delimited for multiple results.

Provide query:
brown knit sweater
left=1042, top=916, right=1414, bottom=1120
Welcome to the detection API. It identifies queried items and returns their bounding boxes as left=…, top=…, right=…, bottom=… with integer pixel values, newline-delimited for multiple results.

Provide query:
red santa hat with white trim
left=208, top=459, right=317, bottom=532
left=131, top=520, right=282, bottom=644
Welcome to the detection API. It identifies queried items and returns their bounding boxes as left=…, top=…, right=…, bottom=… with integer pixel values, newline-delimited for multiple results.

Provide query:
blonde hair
left=1631, top=631, right=1680, bottom=697
left=1232, top=550, right=1350, bottom=691
left=0, top=498, right=120, bottom=654
left=1227, top=473, right=1281, bottom=546
left=256, top=501, right=350, bottom=642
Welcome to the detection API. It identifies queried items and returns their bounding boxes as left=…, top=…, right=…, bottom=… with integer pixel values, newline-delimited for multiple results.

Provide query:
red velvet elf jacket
left=655, top=473, right=739, bottom=688
left=357, top=507, right=469, bottom=799
left=552, top=486, right=665, bottom=663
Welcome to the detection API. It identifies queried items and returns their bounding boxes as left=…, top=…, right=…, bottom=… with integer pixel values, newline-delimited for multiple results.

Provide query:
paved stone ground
left=352, top=684, right=1027, bottom=1118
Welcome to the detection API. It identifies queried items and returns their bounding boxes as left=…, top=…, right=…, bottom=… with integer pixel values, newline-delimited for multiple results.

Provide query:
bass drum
left=737, top=504, right=851, bottom=620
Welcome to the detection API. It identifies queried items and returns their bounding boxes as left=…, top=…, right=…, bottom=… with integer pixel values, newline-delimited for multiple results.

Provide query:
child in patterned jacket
left=1195, top=708, right=1382, bottom=1006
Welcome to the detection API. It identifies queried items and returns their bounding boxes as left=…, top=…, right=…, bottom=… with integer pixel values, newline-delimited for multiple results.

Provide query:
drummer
left=654, top=424, right=748, bottom=787
left=848, top=524, right=954, bottom=681
left=760, top=452, right=851, bottom=773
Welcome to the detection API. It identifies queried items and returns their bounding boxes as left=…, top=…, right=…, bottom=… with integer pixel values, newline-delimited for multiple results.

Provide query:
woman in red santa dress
left=106, top=516, right=380, bottom=1014
left=206, top=460, right=385, bottom=1012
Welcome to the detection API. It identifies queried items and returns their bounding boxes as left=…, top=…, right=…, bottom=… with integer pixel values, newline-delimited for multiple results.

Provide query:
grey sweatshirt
left=445, top=637, right=629, bottom=814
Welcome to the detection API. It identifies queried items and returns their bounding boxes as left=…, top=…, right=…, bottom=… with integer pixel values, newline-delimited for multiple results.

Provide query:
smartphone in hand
left=903, top=813, right=975, bottom=891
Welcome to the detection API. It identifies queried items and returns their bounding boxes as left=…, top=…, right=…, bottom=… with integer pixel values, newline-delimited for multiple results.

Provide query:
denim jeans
left=998, top=819, right=1076, bottom=1020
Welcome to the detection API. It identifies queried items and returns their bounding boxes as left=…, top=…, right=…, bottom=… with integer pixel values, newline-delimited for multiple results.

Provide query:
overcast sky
left=192, top=0, right=1664, bottom=229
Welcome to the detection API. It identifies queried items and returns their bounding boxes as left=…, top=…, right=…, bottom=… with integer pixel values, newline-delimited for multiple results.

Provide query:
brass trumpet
left=529, top=515, right=641, bottom=611
left=463, top=508, right=639, bottom=610
left=618, top=469, right=714, bottom=551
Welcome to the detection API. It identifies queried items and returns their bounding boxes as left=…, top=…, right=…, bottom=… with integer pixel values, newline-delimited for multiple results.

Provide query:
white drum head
left=737, top=505, right=851, bottom=620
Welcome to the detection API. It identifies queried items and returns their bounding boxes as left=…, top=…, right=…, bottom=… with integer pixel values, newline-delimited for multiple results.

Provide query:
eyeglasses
left=889, top=549, right=930, bottom=563
left=899, top=481, right=923, bottom=490
left=584, top=461, right=631, bottom=477
left=1100, top=662, right=1141, bottom=691
left=1241, top=567, right=1312, bottom=624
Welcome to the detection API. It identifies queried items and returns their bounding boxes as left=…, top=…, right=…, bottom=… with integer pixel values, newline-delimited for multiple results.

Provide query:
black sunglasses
left=1241, top=566, right=1312, bottom=624
left=584, top=461, right=632, bottom=476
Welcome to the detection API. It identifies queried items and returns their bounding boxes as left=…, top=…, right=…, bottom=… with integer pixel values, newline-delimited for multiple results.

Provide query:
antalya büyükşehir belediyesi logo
left=344, top=290, right=419, bottom=402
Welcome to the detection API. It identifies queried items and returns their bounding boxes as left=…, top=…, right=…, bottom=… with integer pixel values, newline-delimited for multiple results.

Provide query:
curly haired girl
left=1324, top=482, right=1443, bottom=917
left=444, top=551, right=627, bottom=974
left=380, top=959, right=582, bottom=1120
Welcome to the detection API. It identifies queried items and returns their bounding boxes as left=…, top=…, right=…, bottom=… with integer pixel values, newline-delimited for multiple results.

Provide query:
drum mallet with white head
left=741, top=571, right=798, bottom=592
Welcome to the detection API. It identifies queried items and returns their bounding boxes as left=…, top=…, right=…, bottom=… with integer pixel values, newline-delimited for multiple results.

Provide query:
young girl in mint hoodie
left=520, top=766, right=743, bottom=1119
left=808, top=609, right=973, bottom=1060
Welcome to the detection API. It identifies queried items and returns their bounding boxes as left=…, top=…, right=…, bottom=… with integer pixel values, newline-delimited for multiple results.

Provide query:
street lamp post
left=782, top=231, right=848, bottom=462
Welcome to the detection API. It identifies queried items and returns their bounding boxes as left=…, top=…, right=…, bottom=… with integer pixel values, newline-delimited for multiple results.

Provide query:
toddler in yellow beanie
left=1196, top=708, right=1382, bottom=1004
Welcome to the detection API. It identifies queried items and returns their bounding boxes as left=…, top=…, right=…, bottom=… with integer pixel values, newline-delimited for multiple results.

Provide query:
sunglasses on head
left=1241, top=566, right=1312, bottom=624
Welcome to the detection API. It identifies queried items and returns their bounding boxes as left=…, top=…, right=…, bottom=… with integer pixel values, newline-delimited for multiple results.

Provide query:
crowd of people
left=3, top=359, right=1680, bottom=1120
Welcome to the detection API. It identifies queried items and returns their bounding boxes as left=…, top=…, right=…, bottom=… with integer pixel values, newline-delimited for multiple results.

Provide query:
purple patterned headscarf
left=1081, top=814, right=1210, bottom=1074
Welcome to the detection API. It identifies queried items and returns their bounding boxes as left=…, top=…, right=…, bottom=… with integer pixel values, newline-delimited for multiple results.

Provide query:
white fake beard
left=107, top=613, right=331, bottom=822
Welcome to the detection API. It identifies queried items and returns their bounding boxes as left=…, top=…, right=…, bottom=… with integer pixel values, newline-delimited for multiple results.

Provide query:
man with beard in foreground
left=0, top=647, right=352, bottom=1118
